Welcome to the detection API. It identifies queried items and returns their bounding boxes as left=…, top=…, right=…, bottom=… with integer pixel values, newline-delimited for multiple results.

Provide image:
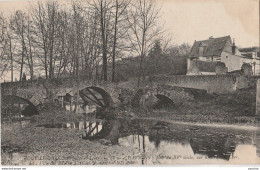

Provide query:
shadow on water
left=2, top=95, right=39, bottom=119
left=37, top=115, right=260, bottom=164
left=3, top=98, right=259, bottom=165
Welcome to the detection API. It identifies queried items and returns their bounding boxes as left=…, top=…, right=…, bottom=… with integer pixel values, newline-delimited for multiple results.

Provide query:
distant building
left=187, top=36, right=260, bottom=75
left=239, top=47, right=260, bottom=75
left=187, top=36, right=242, bottom=75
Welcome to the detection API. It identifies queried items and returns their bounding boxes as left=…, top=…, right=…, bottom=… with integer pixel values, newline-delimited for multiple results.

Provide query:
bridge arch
left=79, top=86, right=114, bottom=108
left=2, top=95, right=39, bottom=117
left=130, top=88, right=174, bottom=108
left=153, top=94, right=174, bottom=108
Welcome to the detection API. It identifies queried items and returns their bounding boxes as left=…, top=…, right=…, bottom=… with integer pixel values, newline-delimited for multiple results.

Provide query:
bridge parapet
left=150, top=75, right=249, bottom=94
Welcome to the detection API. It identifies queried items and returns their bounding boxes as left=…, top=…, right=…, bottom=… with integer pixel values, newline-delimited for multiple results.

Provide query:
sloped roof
left=242, top=53, right=254, bottom=59
left=239, top=47, right=260, bottom=53
left=189, top=36, right=231, bottom=58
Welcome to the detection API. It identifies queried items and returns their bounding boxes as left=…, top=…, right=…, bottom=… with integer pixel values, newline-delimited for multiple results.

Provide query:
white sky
left=0, top=0, right=259, bottom=82
left=0, top=0, right=259, bottom=47
left=161, top=0, right=259, bottom=47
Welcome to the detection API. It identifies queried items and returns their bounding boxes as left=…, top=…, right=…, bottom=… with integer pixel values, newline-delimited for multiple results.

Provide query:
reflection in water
left=38, top=120, right=103, bottom=138
left=80, top=119, right=260, bottom=165
left=35, top=117, right=260, bottom=165
left=64, top=104, right=97, bottom=114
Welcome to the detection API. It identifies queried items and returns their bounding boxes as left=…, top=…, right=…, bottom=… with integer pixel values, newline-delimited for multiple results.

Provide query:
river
left=36, top=117, right=260, bottom=165
left=2, top=103, right=260, bottom=165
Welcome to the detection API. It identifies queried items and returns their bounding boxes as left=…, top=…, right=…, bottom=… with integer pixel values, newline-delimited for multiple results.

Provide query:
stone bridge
left=1, top=77, right=205, bottom=109
left=1, top=79, right=123, bottom=107
left=3, top=74, right=251, bottom=109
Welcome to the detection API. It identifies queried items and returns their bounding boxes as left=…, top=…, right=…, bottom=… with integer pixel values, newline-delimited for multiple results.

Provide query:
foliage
left=149, top=40, right=163, bottom=57
left=135, top=87, right=257, bottom=125
left=115, top=54, right=188, bottom=81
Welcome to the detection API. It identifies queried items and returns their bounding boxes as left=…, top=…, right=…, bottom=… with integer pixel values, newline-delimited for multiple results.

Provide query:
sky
left=0, top=0, right=259, bottom=47
left=0, top=0, right=259, bottom=82
left=161, top=0, right=259, bottom=47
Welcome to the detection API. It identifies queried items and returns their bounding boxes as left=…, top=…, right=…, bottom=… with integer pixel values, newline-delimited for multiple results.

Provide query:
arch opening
left=2, top=95, right=39, bottom=118
left=153, top=94, right=174, bottom=109
left=79, top=86, right=114, bottom=108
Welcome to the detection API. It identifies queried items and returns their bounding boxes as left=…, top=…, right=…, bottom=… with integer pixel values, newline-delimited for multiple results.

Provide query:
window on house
left=226, top=56, right=228, bottom=58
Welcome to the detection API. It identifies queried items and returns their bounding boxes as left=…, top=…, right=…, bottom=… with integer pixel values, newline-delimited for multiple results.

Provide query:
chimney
left=209, top=36, right=214, bottom=40
left=232, top=38, right=236, bottom=55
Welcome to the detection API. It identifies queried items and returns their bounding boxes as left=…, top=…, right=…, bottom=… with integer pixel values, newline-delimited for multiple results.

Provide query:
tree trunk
left=137, top=56, right=144, bottom=87
left=137, top=28, right=146, bottom=87
left=9, top=37, right=13, bottom=82
left=44, top=48, right=48, bottom=79
left=112, top=0, right=118, bottom=82
left=49, top=5, right=55, bottom=79
left=19, top=49, right=24, bottom=81
left=100, top=1, right=108, bottom=82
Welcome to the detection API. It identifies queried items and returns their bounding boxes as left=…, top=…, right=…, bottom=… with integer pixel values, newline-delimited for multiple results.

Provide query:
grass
left=125, top=87, right=258, bottom=126
left=31, top=102, right=86, bottom=125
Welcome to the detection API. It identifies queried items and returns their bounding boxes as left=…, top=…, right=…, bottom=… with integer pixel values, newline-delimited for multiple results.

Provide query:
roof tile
left=189, top=36, right=231, bottom=58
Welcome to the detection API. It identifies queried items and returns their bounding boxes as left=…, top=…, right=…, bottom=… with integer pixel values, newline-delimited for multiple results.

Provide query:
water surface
left=44, top=118, right=260, bottom=165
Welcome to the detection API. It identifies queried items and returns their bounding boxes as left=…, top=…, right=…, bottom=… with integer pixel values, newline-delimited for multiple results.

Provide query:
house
left=187, top=36, right=243, bottom=75
left=239, top=47, right=260, bottom=75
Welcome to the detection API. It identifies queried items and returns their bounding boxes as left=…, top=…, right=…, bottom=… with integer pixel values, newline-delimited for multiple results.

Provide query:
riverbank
left=126, top=86, right=259, bottom=126
left=136, top=117, right=259, bottom=131
left=1, top=104, right=136, bottom=165
left=2, top=85, right=260, bottom=165
left=2, top=105, right=260, bottom=165
left=2, top=101, right=260, bottom=165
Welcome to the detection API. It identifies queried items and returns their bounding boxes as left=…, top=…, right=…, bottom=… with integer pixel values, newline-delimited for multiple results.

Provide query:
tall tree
left=71, top=2, right=83, bottom=112
left=90, top=0, right=114, bottom=82
left=0, top=14, right=11, bottom=79
left=127, top=0, right=162, bottom=87
left=32, top=1, right=59, bottom=79
left=10, top=11, right=28, bottom=81
left=149, top=39, right=162, bottom=57
left=111, top=0, right=129, bottom=82
left=111, top=0, right=119, bottom=82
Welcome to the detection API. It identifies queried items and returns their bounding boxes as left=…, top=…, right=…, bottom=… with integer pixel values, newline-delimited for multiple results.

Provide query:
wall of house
left=186, top=58, right=202, bottom=75
left=242, top=58, right=260, bottom=75
left=255, top=60, right=260, bottom=75
left=221, top=52, right=242, bottom=72
left=187, top=59, right=220, bottom=75
left=150, top=75, right=249, bottom=94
